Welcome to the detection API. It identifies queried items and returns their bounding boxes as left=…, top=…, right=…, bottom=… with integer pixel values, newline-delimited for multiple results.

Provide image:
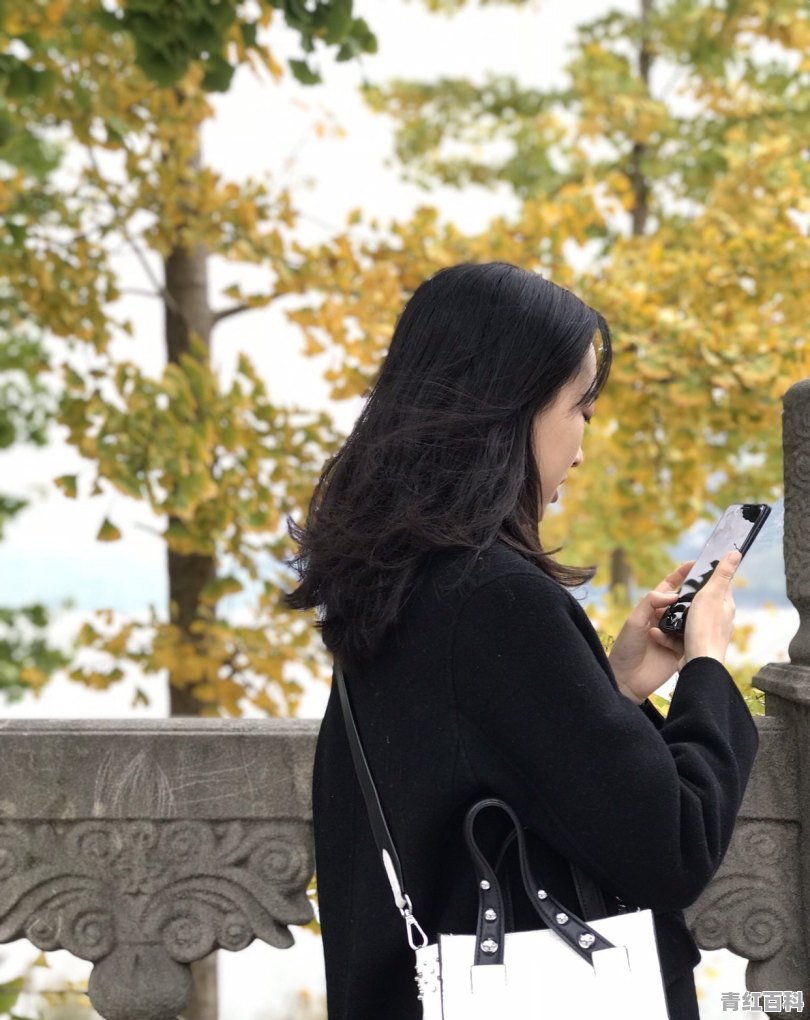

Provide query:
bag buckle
left=400, top=894, right=429, bottom=950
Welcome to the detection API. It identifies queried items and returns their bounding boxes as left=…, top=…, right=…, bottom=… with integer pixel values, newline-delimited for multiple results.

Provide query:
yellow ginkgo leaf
left=54, top=474, right=78, bottom=498
left=96, top=517, right=122, bottom=542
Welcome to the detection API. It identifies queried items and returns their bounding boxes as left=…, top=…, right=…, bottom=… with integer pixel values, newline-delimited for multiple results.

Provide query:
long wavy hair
left=283, top=261, right=612, bottom=669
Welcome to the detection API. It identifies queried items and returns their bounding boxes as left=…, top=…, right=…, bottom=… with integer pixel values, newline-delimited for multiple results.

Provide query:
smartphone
left=659, top=503, right=771, bottom=634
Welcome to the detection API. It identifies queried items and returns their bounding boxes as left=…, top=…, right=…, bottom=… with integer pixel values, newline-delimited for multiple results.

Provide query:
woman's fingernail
left=729, top=550, right=742, bottom=565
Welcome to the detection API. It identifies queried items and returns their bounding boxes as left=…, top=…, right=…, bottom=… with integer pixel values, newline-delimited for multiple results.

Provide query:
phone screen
left=660, top=503, right=771, bottom=633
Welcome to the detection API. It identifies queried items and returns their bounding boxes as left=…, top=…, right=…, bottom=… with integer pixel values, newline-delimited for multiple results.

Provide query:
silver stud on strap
left=537, top=889, right=547, bottom=899
left=555, top=912, right=569, bottom=924
left=481, top=938, right=498, bottom=954
left=484, top=908, right=497, bottom=921
left=480, top=880, right=491, bottom=890
left=578, top=932, right=596, bottom=948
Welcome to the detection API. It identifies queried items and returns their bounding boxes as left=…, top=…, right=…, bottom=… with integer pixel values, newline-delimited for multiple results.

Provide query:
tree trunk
left=163, top=147, right=219, bottom=1020
left=610, top=546, right=634, bottom=597
left=611, top=0, right=654, bottom=597
left=164, top=238, right=217, bottom=718
left=180, top=958, right=219, bottom=1020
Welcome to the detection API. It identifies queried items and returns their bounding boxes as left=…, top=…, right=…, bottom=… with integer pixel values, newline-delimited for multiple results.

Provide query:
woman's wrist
left=617, top=680, right=645, bottom=706
left=683, top=650, right=726, bottom=667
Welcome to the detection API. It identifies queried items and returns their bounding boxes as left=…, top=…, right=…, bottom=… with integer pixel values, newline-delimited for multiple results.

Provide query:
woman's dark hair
left=283, top=261, right=612, bottom=668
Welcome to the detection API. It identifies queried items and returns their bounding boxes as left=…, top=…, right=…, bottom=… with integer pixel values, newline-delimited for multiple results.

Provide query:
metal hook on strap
left=400, top=896, right=429, bottom=951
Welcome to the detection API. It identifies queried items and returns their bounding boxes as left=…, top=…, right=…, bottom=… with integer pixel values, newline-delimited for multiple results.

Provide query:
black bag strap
left=334, top=662, right=428, bottom=950
left=464, top=798, right=619, bottom=970
left=334, top=662, right=611, bottom=954
left=492, top=826, right=609, bottom=929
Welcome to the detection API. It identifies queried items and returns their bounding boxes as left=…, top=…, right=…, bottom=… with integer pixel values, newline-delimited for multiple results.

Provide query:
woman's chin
left=539, top=489, right=560, bottom=520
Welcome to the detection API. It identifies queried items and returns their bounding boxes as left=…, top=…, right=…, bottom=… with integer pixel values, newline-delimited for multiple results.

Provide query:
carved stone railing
left=0, top=718, right=319, bottom=1020
left=0, top=380, right=808, bottom=1020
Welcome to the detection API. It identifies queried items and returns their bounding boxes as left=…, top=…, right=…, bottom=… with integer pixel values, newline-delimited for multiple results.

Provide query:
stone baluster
left=684, top=379, right=810, bottom=1019
left=784, top=379, right=810, bottom=668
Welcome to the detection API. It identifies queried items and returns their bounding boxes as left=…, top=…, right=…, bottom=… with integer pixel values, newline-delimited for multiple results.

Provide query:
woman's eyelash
left=583, top=412, right=593, bottom=424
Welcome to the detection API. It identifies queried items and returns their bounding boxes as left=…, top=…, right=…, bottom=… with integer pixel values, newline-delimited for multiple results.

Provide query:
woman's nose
left=572, top=446, right=584, bottom=469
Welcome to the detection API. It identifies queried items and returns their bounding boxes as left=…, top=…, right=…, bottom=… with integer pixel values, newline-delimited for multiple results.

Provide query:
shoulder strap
left=334, top=663, right=428, bottom=950
left=333, top=662, right=610, bottom=952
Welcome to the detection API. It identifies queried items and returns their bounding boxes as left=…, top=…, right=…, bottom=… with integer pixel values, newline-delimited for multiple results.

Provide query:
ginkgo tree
left=0, top=0, right=379, bottom=721
left=274, top=0, right=809, bottom=694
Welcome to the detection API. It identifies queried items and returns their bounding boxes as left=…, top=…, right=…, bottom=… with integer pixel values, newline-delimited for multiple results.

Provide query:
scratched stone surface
left=0, top=718, right=319, bottom=821
left=783, top=378, right=810, bottom=666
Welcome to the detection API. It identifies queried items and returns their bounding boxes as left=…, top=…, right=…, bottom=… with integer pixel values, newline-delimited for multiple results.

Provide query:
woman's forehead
left=578, top=346, right=598, bottom=390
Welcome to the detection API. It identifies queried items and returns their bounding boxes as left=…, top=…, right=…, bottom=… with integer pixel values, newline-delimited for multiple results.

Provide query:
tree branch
left=212, top=303, right=252, bottom=326
left=84, top=145, right=185, bottom=320
left=212, top=293, right=283, bottom=329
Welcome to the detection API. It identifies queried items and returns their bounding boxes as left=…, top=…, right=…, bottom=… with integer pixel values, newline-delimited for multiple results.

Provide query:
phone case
left=659, top=503, right=771, bottom=635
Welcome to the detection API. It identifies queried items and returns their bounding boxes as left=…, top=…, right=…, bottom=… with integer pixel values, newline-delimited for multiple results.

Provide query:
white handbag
left=335, top=664, right=671, bottom=1019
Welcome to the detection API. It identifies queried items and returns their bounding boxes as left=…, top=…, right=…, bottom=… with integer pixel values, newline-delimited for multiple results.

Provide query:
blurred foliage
left=275, top=0, right=808, bottom=687
left=0, top=975, right=25, bottom=1016
left=0, top=0, right=377, bottom=93
left=0, top=951, right=95, bottom=1020
left=0, top=0, right=361, bottom=715
left=303, top=873, right=321, bottom=936
left=406, top=0, right=532, bottom=12
left=0, top=278, right=70, bottom=702
left=0, top=604, right=72, bottom=701
left=2, top=0, right=805, bottom=718
left=734, top=659, right=768, bottom=716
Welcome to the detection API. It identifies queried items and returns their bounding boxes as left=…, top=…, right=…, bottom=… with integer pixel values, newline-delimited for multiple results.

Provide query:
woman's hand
left=682, top=549, right=740, bottom=665
left=607, top=560, right=696, bottom=705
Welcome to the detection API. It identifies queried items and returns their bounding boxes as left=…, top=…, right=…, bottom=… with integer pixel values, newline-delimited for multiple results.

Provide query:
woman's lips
left=551, top=488, right=560, bottom=502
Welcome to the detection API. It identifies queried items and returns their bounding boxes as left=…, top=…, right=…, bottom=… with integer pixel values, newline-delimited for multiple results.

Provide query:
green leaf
left=105, top=115, right=131, bottom=142
left=349, top=16, right=377, bottom=54
left=289, top=58, right=321, bottom=85
left=321, top=0, right=352, bottom=44
left=202, top=55, right=236, bottom=93
left=111, top=473, right=143, bottom=499
left=240, top=22, right=258, bottom=47
left=0, top=978, right=25, bottom=1013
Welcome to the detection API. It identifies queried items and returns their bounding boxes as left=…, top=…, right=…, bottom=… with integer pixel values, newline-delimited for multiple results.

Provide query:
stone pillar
left=745, top=378, right=810, bottom=1017
left=784, top=379, right=810, bottom=669
left=0, top=718, right=319, bottom=1020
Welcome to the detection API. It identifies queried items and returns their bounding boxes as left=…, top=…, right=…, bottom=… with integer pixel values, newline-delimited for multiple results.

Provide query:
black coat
left=312, top=539, right=760, bottom=1019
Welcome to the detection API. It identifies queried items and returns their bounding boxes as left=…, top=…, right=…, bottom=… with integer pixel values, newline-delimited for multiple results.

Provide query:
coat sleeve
left=640, top=698, right=667, bottom=729
left=450, top=571, right=760, bottom=914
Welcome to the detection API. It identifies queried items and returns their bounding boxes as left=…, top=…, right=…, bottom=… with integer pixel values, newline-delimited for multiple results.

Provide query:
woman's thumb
left=712, top=549, right=742, bottom=585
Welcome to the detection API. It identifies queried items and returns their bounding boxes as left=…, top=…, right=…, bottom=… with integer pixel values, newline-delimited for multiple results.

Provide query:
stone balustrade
left=0, top=718, right=319, bottom=1020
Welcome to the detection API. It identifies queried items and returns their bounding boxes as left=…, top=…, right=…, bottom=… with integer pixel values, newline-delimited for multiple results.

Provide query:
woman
left=284, top=261, right=759, bottom=1019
